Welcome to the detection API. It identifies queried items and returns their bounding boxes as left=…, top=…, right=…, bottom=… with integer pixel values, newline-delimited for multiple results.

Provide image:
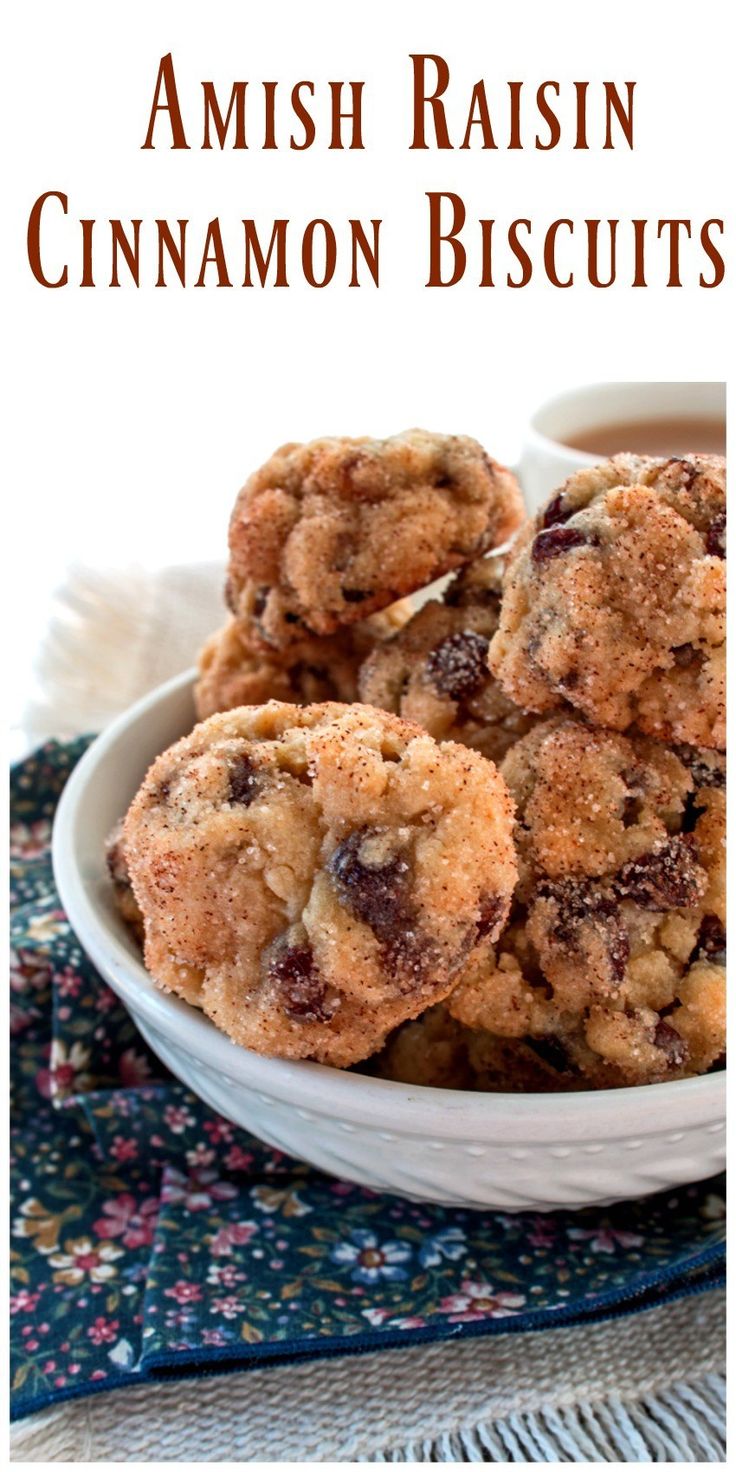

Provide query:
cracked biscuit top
left=122, top=702, right=517, bottom=1067
left=226, top=429, right=524, bottom=648
left=489, top=454, right=725, bottom=750
left=448, top=715, right=726, bottom=1088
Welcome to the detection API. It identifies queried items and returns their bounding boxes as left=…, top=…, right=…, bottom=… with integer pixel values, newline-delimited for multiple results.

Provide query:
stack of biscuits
left=112, top=431, right=726, bottom=1092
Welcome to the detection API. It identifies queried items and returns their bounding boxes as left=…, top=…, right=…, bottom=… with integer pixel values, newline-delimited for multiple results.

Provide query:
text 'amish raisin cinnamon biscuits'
left=226, top=429, right=524, bottom=647
left=122, top=702, right=517, bottom=1067
left=359, top=556, right=535, bottom=764
left=448, top=716, right=725, bottom=1088
left=489, top=454, right=725, bottom=749
left=195, top=601, right=411, bottom=719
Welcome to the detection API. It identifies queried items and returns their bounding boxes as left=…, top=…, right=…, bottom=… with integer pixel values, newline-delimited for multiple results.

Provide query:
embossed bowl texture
left=53, top=670, right=726, bottom=1211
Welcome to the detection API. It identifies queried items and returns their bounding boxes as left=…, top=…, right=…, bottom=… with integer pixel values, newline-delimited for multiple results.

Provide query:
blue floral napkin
left=10, top=741, right=726, bottom=1422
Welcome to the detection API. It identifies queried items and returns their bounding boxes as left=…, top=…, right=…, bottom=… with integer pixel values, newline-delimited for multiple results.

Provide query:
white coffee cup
left=518, top=381, right=726, bottom=512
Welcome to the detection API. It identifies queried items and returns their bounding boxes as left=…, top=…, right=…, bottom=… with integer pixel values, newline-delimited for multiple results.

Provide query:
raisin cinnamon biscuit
left=122, top=702, right=517, bottom=1067
left=448, top=716, right=725, bottom=1088
left=227, top=430, right=524, bottom=647
left=195, top=602, right=410, bottom=720
left=489, top=454, right=726, bottom=750
left=359, top=556, right=535, bottom=764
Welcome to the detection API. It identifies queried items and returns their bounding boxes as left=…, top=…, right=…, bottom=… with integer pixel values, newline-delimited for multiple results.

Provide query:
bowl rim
left=51, top=667, right=726, bottom=1144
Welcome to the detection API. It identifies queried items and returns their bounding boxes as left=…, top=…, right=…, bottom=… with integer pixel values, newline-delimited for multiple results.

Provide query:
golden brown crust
left=448, top=716, right=726, bottom=1088
left=489, top=454, right=726, bottom=750
left=123, top=702, right=517, bottom=1067
left=227, top=430, right=524, bottom=647
left=359, top=556, right=535, bottom=764
left=195, top=602, right=411, bottom=719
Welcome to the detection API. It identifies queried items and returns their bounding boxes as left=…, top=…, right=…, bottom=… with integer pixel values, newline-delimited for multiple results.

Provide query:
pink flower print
left=118, top=1048, right=153, bottom=1087
left=163, top=1104, right=196, bottom=1135
left=201, top=1328, right=229, bottom=1347
left=210, top=1295, right=244, bottom=1320
left=10, top=820, right=52, bottom=859
left=185, top=1143, right=216, bottom=1169
left=87, top=1317, right=120, bottom=1346
left=10, top=948, right=51, bottom=994
left=10, top=1288, right=41, bottom=1315
left=93, top=1193, right=159, bottom=1249
left=164, top=1281, right=203, bottom=1305
left=203, top=1119, right=234, bottom=1146
left=567, top=1226, right=644, bottom=1255
left=56, top=967, right=82, bottom=999
left=361, top=1306, right=393, bottom=1327
left=207, top=1262, right=246, bottom=1289
left=109, top=1136, right=139, bottom=1164
left=438, top=1279, right=526, bottom=1322
left=210, top=1221, right=258, bottom=1256
left=224, top=1145, right=255, bottom=1172
left=161, top=1168, right=238, bottom=1213
left=528, top=1216, right=557, bottom=1249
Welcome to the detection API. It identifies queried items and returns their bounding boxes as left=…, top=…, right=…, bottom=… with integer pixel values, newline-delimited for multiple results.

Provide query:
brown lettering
left=536, top=82, right=561, bottom=149
left=291, top=83, right=316, bottom=149
left=460, top=83, right=496, bottom=149
left=110, top=220, right=141, bottom=286
left=329, top=82, right=364, bottom=148
left=195, top=219, right=232, bottom=287
left=426, top=192, right=466, bottom=285
left=604, top=82, right=635, bottom=149
left=586, top=219, right=617, bottom=287
left=507, top=220, right=532, bottom=287
left=142, top=54, right=189, bottom=149
left=410, top=54, right=452, bottom=148
left=302, top=220, right=337, bottom=286
left=545, top=219, right=574, bottom=287
left=700, top=220, right=725, bottom=287
left=657, top=219, right=691, bottom=287
left=349, top=220, right=381, bottom=285
left=27, top=190, right=68, bottom=288
left=156, top=220, right=188, bottom=286
left=202, top=81, right=247, bottom=149
left=243, top=219, right=288, bottom=286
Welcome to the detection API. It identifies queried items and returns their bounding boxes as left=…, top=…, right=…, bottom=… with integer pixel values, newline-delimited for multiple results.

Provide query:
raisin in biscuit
left=195, top=601, right=410, bottom=719
left=227, top=430, right=524, bottom=647
left=123, top=702, right=517, bottom=1067
left=489, top=454, right=725, bottom=749
left=448, top=716, right=725, bottom=1088
left=359, top=556, right=535, bottom=763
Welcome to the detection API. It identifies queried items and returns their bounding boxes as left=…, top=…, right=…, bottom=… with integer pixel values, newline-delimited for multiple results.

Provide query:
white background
left=3, top=0, right=733, bottom=735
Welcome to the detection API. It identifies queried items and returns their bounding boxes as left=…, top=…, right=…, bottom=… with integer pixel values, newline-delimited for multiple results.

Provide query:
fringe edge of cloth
left=371, top=1374, right=727, bottom=1463
left=10, top=1372, right=726, bottom=1463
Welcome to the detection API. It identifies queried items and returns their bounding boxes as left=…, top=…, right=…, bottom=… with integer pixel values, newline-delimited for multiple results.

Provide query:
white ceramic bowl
left=52, top=671, right=726, bottom=1211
